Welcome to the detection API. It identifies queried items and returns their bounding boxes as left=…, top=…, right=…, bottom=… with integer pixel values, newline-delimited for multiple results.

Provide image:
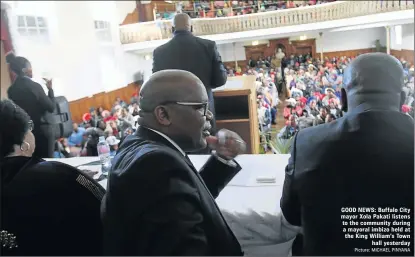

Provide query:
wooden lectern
left=213, top=75, right=260, bottom=154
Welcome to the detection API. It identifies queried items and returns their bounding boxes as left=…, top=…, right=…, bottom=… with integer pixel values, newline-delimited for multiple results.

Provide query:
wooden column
left=137, top=1, right=146, bottom=22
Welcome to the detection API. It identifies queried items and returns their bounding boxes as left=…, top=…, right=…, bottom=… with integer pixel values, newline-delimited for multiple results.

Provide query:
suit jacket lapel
left=135, top=127, right=197, bottom=170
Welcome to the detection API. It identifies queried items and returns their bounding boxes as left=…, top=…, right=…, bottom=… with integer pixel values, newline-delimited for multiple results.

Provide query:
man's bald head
left=343, top=53, right=404, bottom=94
left=138, top=70, right=211, bottom=151
left=139, top=70, right=206, bottom=112
left=342, top=53, right=404, bottom=110
left=173, top=13, right=191, bottom=32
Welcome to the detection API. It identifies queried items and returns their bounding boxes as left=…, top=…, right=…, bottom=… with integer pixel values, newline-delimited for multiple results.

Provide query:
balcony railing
left=120, top=1, right=414, bottom=44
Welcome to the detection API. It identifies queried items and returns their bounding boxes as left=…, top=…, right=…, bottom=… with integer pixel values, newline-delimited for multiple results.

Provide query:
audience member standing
left=102, top=70, right=245, bottom=256
left=6, top=54, right=56, bottom=158
left=152, top=13, right=227, bottom=153
left=280, top=53, right=414, bottom=255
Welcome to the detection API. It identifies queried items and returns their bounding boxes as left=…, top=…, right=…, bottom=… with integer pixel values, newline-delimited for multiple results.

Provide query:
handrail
left=120, top=0, right=414, bottom=44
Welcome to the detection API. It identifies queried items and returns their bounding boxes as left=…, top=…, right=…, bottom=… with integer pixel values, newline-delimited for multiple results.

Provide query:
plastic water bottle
left=97, top=136, right=111, bottom=175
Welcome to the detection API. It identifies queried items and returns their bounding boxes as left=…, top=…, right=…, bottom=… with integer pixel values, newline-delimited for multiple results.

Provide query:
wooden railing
left=120, top=1, right=414, bottom=44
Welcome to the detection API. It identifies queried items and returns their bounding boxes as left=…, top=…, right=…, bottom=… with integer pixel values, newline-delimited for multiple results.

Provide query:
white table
left=47, top=154, right=295, bottom=256
left=47, top=154, right=289, bottom=214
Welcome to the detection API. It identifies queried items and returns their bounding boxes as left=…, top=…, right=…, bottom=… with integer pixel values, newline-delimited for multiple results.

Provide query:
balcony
left=120, top=1, right=414, bottom=45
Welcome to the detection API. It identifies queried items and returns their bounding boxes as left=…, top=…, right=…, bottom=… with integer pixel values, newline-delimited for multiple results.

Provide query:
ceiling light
left=144, top=54, right=151, bottom=60
left=300, top=35, right=307, bottom=40
left=252, top=40, right=259, bottom=46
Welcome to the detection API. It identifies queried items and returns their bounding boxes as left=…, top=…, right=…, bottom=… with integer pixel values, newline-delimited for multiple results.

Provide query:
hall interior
left=1, top=0, right=414, bottom=153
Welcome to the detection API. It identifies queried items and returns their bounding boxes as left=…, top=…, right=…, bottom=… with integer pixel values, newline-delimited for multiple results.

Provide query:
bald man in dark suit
left=281, top=53, right=414, bottom=255
left=152, top=14, right=227, bottom=152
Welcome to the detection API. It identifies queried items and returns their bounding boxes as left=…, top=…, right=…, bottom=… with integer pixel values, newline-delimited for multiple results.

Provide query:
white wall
left=9, top=1, right=127, bottom=101
left=217, top=42, right=246, bottom=62
left=120, top=52, right=152, bottom=84
left=115, top=1, right=136, bottom=25
left=402, top=23, right=414, bottom=50
left=391, top=23, right=414, bottom=50
left=216, top=39, right=271, bottom=62
left=316, top=27, right=386, bottom=52
left=215, top=27, right=388, bottom=62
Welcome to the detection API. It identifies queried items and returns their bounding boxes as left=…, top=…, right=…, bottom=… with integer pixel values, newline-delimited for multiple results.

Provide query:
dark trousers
left=271, top=107, right=277, bottom=123
left=34, top=125, right=55, bottom=158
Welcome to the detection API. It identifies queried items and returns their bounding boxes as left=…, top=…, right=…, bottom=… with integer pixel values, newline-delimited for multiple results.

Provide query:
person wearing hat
left=283, top=98, right=297, bottom=120
left=322, top=87, right=337, bottom=106
left=81, top=112, right=96, bottom=128
left=106, top=136, right=120, bottom=156
left=106, top=136, right=120, bottom=157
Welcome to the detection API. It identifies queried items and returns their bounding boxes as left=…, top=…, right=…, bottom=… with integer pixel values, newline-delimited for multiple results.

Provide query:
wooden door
left=290, top=39, right=316, bottom=58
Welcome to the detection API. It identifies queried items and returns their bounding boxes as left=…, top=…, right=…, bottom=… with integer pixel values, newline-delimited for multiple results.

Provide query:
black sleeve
left=210, top=42, right=227, bottom=88
left=280, top=133, right=302, bottom=226
left=199, top=155, right=241, bottom=199
left=106, top=151, right=210, bottom=255
left=33, top=81, right=55, bottom=113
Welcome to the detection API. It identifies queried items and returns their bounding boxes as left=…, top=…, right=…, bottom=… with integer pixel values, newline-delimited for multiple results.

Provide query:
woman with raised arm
left=6, top=53, right=55, bottom=158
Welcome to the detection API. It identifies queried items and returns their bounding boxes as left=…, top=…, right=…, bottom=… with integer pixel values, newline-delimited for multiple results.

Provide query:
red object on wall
left=1, top=8, right=15, bottom=81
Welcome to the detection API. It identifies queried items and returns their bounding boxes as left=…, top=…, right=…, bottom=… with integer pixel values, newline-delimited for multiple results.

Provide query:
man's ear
left=154, top=106, right=171, bottom=126
left=340, top=88, right=348, bottom=112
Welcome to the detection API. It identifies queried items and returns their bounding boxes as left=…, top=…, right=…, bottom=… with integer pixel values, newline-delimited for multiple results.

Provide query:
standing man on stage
left=152, top=13, right=227, bottom=152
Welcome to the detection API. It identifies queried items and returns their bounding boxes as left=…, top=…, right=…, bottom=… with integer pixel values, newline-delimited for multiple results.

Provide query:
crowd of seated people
left=226, top=53, right=414, bottom=144
left=53, top=95, right=141, bottom=158
left=279, top=55, right=414, bottom=139
left=157, top=0, right=336, bottom=20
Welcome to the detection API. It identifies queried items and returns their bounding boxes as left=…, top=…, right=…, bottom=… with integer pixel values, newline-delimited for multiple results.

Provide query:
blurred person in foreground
left=102, top=70, right=245, bottom=256
left=6, top=53, right=55, bottom=158
left=152, top=13, right=227, bottom=153
left=280, top=53, right=414, bottom=255
left=0, top=99, right=104, bottom=255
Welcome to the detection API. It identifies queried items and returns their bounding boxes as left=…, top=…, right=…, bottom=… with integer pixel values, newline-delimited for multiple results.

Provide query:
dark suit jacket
left=8, top=76, right=55, bottom=128
left=101, top=127, right=243, bottom=256
left=1, top=156, right=105, bottom=256
left=8, top=76, right=56, bottom=157
left=152, top=31, right=227, bottom=131
left=281, top=103, right=414, bottom=255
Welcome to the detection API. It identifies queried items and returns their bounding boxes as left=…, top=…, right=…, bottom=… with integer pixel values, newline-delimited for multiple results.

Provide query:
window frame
left=16, top=15, right=49, bottom=42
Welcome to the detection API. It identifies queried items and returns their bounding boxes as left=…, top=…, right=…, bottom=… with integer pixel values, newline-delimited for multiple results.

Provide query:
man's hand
left=206, top=129, right=246, bottom=160
left=43, top=78, right=52, bottom=89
